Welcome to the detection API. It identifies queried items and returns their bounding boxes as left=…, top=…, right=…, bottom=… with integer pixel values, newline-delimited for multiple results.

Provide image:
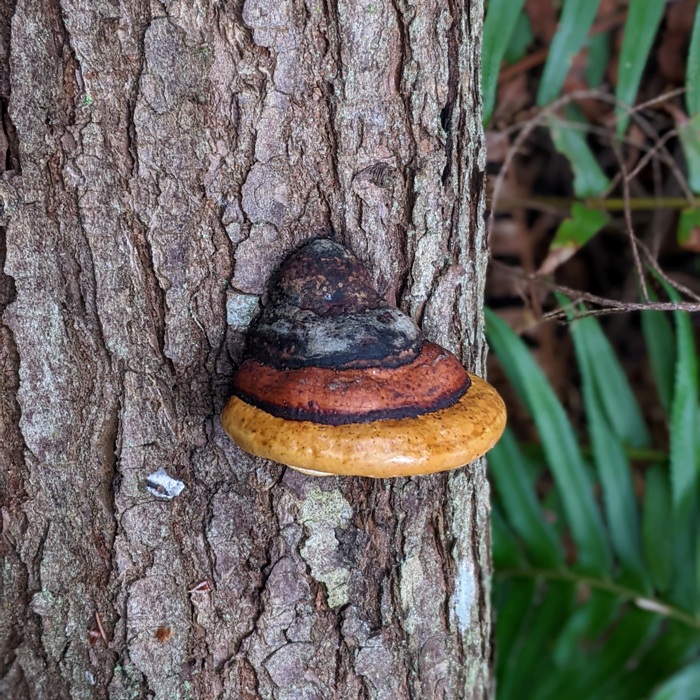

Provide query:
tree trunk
left=0, top=0, right=491, bottom=698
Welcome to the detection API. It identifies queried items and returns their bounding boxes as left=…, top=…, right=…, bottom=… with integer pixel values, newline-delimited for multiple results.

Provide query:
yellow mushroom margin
left=221, top=373, right=507, bottom=478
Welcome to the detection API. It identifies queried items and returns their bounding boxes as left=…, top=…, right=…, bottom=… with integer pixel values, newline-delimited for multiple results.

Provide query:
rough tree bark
left=0, top=0, right=491, bottom=698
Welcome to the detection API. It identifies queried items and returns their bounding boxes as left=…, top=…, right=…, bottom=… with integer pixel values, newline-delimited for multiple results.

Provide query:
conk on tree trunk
left=221, top=238, right=506, bottom=477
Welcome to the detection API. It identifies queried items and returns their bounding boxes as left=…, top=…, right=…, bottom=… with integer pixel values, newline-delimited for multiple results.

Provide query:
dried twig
left=489, top=87, right=698, bottom=319
left=491, top=261, right=700, bottom=320
left=95, top=611, right=109, bottom=644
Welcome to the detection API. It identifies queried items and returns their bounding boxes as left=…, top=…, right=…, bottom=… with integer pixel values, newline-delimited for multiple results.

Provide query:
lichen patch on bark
left=299, top=488, right=353, bottom=608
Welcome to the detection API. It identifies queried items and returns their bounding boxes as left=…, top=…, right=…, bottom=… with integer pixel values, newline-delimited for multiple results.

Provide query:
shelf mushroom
left=221, top=238, right=506, bottom=477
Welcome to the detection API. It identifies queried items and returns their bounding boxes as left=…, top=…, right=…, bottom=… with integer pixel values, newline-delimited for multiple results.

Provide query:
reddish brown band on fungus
left=232, top=342, right=471, bottom=425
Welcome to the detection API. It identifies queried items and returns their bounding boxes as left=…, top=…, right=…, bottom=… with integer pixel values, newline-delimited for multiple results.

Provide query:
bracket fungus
left=221, top=238, right=506, bottom=478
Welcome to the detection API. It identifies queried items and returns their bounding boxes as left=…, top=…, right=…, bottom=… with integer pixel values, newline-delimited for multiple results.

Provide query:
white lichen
left=145, top=469, right=185, bottom=500
left=226, top=292, right=260, bottom=329
left=453, top=558, right=476, bottom=632
left=299, top=488, right=353, bottom=609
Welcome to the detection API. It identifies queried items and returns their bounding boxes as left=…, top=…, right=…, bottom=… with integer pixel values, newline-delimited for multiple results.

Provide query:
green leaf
left=504, top=11, right=533, bottom=65
left=605, top=622, right=700, bottom=700
left=494, top=577, right=538, bottom=681
left=498, top=581, right=576, bottom=700
left=615, top=0, right=666, bottom=136
left=677, top=207, right=700, bottom=248
left=537, top=0, right=603, bottom=105
left=668, top=294, right=699, bottom=519
left=586, top=31, right=610, bottom=88
left=583, top=385, right=646, bottom=582
left=551, top=203, right=608, bottom=248
left=552, top=204, right=608, bottom=247
left=661, top=283, right=700, bottom=610
left=534, top=606, right=659, bottom=700
left=486, top=309, right=611, bottom=574
left=551, top=589, right=619, bottom=667
left=492, top=505, right=524, bottom=569
left=489, top=429, right=564, bottom=568
left=641, top=310, right=676, bottom=415
left=482, top=0, right=528, bottom=125
left=566, top=307, right=647, bottom=585
left=548, top=114, right=611, bottom=197
left=678, top=114, right=700, bottom=194
left=576, top=608, right=660, bottom=698
left=643, top=466, right=673, bottom=592
left=686, top=5, right=700, bottom=117
left=650, top=662, right=700, bottom=700
left=565, top=302, right=650, bottom=447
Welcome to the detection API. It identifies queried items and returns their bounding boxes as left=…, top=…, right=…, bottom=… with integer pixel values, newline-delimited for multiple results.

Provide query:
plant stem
left=495, top=195, right=700, bottom=213
left=497, top=567, right=700, bottom=630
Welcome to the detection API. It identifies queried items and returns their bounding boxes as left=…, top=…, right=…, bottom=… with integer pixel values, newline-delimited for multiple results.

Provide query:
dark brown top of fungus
left=244, top=238, right=423, bottom=370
